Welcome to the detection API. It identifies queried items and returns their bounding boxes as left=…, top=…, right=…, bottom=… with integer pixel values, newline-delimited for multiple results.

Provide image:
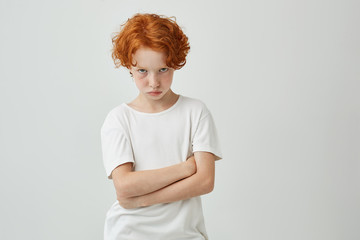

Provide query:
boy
left=101, top=13, right=222, bottom=239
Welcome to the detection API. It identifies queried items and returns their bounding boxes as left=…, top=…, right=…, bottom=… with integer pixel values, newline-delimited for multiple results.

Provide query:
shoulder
left=101, top=104, right=130, bottom=131
left=179, top=95, right=209, bottom=112
left=179, top=95, right=210, bottom=118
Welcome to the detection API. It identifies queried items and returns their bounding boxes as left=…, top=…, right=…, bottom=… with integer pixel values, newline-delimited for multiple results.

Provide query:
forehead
left=132, top=47, right=167, bottom=68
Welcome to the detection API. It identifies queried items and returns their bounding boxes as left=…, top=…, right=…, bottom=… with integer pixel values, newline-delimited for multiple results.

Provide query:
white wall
left=0, top=0, right=359, bottom=239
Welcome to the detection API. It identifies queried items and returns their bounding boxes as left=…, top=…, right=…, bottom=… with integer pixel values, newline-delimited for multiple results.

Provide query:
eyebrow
left=135, top=66, right=168, bottom=69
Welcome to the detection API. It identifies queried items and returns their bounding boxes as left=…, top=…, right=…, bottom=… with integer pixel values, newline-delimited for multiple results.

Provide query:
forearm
left=138, top=171, right=214, bottom=207
left=116, top=152, right=215, bottom=209
left=114, top=160, right=194, bottom=198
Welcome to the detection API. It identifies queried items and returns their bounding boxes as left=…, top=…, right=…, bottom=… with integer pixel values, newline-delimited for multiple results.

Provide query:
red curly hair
left=111, top=13, right=190, bottom=70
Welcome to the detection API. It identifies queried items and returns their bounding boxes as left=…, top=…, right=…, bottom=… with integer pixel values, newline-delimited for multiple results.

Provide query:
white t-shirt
left=100, top=95, right=222, bottom=240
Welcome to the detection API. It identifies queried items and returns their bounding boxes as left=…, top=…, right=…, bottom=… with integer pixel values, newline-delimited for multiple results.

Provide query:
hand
left=117, top=196, right=142, bottom=209
left=185, top=155, right=197, bottom=177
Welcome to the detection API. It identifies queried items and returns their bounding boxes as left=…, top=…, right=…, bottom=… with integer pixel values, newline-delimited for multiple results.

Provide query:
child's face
left=130, top=47, right=175, bottom=102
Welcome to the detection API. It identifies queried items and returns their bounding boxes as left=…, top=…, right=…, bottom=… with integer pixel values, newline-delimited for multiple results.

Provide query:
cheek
left=162, top=72, right=174, bottom=85
left=134, top=79, right=147, bottom=89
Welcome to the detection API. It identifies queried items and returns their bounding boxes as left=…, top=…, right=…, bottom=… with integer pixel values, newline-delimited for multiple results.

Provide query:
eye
left=138, top=69, right=147, bottom=73
left=159, top=68, right=168, bottom=73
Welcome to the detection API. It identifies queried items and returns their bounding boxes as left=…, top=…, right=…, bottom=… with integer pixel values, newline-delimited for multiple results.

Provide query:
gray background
left=1, top=0, right=359, bottom=239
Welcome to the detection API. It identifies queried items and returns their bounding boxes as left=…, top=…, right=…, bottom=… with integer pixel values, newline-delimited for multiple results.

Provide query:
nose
left=148, top=73, right=160, bottom=88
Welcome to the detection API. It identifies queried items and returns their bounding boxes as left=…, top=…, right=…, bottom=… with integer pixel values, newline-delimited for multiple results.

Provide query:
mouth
left=148, top=91, right=162, bottom=96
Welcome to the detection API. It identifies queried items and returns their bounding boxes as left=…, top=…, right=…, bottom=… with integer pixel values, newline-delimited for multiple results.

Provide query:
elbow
left=116, top=190, right=129, bottom=200
left=116, top=196, right=126, bottom=208
left=116, top=195, right=134, bottom=209
left=115, top=183, right=133, bottom=209
left=114, top=180, right=133, bottom=199
left=202, top=176, right=215, bottom=194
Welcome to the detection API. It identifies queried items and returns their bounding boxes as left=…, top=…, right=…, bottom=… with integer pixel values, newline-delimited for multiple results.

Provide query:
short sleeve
left=192, top=110, right=222, bottom=161
left=100, top=113, right=135, bottom=179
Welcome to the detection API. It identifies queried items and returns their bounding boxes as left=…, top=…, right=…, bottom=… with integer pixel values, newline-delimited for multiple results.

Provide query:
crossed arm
left=111, top=151, right=216, bottom=209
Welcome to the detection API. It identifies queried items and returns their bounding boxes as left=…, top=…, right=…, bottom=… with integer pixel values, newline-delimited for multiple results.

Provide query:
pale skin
left=112, top=47, right=216, bottom=209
